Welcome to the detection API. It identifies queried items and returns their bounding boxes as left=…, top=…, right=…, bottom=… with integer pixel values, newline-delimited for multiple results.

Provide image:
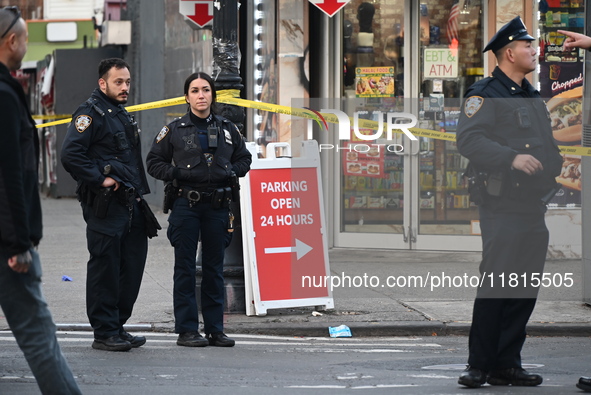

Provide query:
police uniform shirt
left=456, top=67, right=563, bottom=213
left=146, top=112, right=252, bottom=188
left=61, top=88, right=150, bottom=196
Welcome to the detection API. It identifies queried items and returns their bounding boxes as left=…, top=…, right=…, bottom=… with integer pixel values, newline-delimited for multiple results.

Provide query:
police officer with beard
left=456, top=17, right=563, bottom=388
left=61, top=58, right=155, bottom=352
left=147, top=72, right=251, bottom=348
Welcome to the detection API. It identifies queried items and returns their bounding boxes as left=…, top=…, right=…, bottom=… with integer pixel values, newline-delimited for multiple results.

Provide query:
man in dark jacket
left=0, top=6, right=81, bottom=394
left=61, top=58, right=155, bottom=352
left=456, top=17, right=563, bottom=388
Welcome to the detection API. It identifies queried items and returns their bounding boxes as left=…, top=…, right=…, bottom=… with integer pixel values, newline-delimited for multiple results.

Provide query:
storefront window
left=538, top=0, right=584, bottom=207
left=417, top=0, right=483, bottom=235
left=340, top=0, right=484, bottom=238
left=341, top=0, right=406, bottom=234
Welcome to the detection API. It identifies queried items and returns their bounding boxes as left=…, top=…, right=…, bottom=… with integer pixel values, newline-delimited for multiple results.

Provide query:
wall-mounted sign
left=423, top=47, right=458, bottom=79
left=179, top=0, right=214, bottom=28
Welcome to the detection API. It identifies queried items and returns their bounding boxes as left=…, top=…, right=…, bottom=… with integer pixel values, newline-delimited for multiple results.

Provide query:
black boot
left=458, top=366, right=487, bottom=388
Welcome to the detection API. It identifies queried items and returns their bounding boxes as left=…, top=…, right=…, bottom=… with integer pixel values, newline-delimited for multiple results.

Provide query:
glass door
left=411, top=0, right=482, bottom=250
left=335, top=0, right=411, bottom=249
left=334, top=0, right=483, bottom=251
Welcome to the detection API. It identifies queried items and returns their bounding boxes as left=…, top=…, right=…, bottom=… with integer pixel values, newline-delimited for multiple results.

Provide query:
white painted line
left=323, top=349, right=411, bottom=353
left=352, top=384, right=419, bottom=389
left=408, top=374, right=455, bottom=379
left=286, top=385, right=347, bottom=389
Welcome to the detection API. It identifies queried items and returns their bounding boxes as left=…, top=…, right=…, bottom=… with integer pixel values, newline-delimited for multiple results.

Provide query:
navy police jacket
left=61, top=88, right=150, bottom=196
left=146, top=112, right=251, bottom=188
left=0, top=63, right=42, bottom=256
left=456, top=67, right=563, bottom=213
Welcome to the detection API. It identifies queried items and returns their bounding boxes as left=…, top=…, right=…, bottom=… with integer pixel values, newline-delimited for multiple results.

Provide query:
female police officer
left=147, top=72, right=251, bottom=347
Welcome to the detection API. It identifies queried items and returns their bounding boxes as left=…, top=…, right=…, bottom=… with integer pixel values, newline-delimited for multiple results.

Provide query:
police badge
left=75, top=115, right=92, bottom=132
left=464, top=96, right=484, bottom=118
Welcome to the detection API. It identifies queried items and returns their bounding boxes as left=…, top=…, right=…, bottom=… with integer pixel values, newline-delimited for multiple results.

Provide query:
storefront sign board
left=240, top=141, right=333, bottom=316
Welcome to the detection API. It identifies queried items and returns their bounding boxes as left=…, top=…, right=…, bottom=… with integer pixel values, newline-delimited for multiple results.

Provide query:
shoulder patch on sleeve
left=75, top=115, right=92, bottom=132
left=156, top=126, right=169, bottom=143
left=464, top=96, right=484, bottom=118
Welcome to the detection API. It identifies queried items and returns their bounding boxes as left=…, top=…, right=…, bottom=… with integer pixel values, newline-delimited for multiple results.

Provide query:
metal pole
left=212, top=0, right=244, bottom=130
left=196, top=0, right=247, bottom=314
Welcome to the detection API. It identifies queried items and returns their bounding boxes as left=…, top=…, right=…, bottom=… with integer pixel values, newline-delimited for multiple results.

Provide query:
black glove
left=138, top=199, right=162, bottom=238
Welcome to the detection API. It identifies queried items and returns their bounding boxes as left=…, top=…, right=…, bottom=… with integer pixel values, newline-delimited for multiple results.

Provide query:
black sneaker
left=120, top=330, right=146, bottom=348
left=177, top=332, right=209, bottom=347
left=207, top=332, right=235, bottom=347
left=92, top=335, right=132, bottom=352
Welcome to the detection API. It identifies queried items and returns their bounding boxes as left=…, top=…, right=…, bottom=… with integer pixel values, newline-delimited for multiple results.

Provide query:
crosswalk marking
left=0, top=331, right=443, bottom=351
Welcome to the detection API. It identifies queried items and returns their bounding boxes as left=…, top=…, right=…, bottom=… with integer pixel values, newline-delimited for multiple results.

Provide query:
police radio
left=207, top=125, right=219, bottom=148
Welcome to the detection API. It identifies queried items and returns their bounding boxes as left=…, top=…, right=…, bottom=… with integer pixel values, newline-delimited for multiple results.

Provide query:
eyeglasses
left=1, top=6, right=21, bottom=39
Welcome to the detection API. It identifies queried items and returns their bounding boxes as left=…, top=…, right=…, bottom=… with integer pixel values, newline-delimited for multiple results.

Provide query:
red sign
left=308, top=0, right=350, bottom=17
left=179, top=0, right=214, bottom=28
left=249, top=168, right=329, bottom=301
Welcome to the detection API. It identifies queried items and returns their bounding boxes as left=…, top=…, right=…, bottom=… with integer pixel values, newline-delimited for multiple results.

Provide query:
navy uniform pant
left=82, top=199, right=147, bottom=339
left=167, top=197, right=229, bottom=335
left=0, top=248, right=82, bottom=394
left=468, top=206, right=549, bottom=371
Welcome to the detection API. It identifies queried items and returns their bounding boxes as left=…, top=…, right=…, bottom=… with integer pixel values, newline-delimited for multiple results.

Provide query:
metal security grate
left=583, top=124, right=591, bottom=148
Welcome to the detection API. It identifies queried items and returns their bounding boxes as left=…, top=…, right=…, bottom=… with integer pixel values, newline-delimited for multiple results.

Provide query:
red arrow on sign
left=308, top=0, right=350, bottom=17
left=179, top=0, right=214, bottom=28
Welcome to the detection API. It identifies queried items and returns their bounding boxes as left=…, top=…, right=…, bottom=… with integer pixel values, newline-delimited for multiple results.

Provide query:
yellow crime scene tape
left=34, top=90, right=591, bottom=157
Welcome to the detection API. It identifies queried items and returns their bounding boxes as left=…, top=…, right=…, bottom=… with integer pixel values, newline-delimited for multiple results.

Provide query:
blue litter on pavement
left=61, top=275, right=73, bottom=281
left=328, top=325, right=352, bottom=337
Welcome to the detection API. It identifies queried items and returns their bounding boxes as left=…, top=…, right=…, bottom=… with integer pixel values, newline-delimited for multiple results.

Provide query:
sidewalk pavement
left=2, top=196, right=590, bottom=338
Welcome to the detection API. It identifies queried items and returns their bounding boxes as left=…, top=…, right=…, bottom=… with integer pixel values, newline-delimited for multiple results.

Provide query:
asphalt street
left=1, top=196, right=588, bottom=339
left=1, top=332, right=590, bottom=394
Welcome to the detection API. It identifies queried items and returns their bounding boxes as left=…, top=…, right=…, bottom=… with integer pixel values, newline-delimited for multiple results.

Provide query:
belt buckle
left=187, top=190, right=201, bottom=204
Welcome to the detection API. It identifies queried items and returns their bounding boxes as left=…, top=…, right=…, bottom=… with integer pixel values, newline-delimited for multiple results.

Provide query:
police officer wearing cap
left=456, top=17, right=563, bottom=388
left=61, top=58, right=153, bottom=352
left=146, top=72, right=251, bottom=348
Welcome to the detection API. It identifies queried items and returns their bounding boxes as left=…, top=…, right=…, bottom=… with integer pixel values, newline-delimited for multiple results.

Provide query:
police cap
left=483, top=16, right=534, bottom=53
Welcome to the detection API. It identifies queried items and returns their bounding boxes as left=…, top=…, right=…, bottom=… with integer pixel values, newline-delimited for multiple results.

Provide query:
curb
left=53, top=321, right=591, bottom=337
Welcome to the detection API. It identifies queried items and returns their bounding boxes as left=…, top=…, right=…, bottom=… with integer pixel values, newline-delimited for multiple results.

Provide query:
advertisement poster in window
left=355, top=67, right=395, bottom=97
left=538, top=3, right=584, bottom=206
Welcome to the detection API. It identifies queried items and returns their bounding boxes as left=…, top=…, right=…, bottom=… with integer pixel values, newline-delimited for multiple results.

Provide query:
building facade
left=15, top=0, right=582, bottom=257
left=241, top=0, right=582, bottom=257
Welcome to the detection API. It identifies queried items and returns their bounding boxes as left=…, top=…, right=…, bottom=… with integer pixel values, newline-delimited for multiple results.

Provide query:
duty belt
left=178, top=187, right=213, bottom=205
